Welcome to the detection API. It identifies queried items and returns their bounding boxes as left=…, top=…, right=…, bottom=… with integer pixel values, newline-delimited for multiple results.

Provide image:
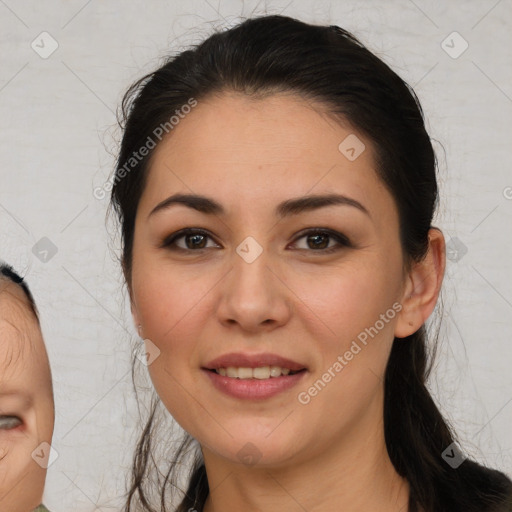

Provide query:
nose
left=215, top=245, right=292, bottom=333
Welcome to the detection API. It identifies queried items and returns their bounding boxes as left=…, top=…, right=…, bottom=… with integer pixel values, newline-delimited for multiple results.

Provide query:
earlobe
left=394, top=228, right=446, bottom=338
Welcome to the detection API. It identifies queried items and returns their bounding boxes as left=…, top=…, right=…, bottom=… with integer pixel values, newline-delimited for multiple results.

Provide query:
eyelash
left=161, top=228, right=352, bottom=254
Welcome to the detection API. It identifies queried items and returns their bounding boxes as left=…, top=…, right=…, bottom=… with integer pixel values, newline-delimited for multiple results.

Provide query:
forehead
left=152, top=92, right=367, bottom=172
left=141, top=92, right=397, bottom=226
left=0, top=280, right=35, bottom=323
left=138, top=93, right=398, bottom=229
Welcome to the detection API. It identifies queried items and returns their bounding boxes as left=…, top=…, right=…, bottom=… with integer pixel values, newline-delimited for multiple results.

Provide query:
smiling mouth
left=207, top=366, right=306, bottom=379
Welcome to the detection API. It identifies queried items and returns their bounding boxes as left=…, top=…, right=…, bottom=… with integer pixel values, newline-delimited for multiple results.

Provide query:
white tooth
left=226, top=367, right=238, bottom=378
left=270, top=366, right=282, bottom=377
left=218, top=366, right=296, bottom=379
left=253, top=366, right=270, bottom=379
left=238, top=367, right=253, bottom=379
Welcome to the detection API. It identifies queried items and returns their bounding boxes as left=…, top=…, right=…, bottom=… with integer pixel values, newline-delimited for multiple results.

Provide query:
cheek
left=36, top=401, right=55, bottom=446
left=134, top=270, right=212, bottom=434
left=0, top=435, right=46, bottom=510
left=134, top=268, right=214, bottom=340
left=294, top=253, right=403, bottom=414
left=296, top=257, right=402, bottom=344
left=131, top=262, right=217, bottom=396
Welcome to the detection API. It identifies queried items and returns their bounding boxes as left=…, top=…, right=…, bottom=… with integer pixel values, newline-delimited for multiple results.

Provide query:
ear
left=394, top=228, right=445, bottom=338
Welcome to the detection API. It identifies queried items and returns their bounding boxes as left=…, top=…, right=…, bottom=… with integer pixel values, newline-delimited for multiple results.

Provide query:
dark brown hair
left=110, top=15, right=512, bottom=512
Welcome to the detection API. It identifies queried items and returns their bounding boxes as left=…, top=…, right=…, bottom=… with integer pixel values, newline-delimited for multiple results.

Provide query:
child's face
left=0, top=281, right=54, bottom=512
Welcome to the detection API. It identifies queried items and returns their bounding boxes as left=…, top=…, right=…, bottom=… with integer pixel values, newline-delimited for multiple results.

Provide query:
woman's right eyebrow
left=148, top=193, right=371, bottom=219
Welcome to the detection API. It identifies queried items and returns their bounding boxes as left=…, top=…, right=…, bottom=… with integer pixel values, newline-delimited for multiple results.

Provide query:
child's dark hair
left=0, top=263, right=39, bottom=320
left=109, top=14, right=512, bottom=512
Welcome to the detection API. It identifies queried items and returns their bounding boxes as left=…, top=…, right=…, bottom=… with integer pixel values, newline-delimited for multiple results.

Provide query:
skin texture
left=129, top=92, right=445, bottom=512
left=0, top=280, right=54, bottom=512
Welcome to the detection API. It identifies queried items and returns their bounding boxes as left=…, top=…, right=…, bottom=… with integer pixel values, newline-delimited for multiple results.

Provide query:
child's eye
left=0, top=415, right=22, bottom=430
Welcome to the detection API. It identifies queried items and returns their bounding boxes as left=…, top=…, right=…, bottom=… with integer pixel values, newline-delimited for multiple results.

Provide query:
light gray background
left=1, top=1, right=511, bottom=510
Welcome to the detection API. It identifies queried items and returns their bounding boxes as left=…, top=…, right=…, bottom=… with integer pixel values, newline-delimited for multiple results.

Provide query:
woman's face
left=130, top=92, right=411, bottom=468
left=0, top=283, right=54, bottom=512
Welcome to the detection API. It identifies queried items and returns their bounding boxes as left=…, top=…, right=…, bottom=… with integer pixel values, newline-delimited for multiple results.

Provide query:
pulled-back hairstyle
left=110, top=15, right=512, bottom=512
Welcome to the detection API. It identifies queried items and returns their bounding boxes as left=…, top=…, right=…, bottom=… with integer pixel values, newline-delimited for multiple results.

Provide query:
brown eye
left=306, top=233, right=330, bottom=249
left=183, top=233, right=207, bottom=249
left=161, top=228, right=220, bottom=251
left=291, top=229, right=351, bottom=253
left=0, top=416, right=22, bottom=430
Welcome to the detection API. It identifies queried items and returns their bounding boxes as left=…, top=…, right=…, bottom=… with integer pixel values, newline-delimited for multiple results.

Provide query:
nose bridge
left=217, top=235, right=290, bottom=329
left=233, top=239, right=269, bottom=293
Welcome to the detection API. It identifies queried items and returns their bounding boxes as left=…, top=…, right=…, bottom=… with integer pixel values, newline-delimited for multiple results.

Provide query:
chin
left=202, top=432, right=303, bottom=470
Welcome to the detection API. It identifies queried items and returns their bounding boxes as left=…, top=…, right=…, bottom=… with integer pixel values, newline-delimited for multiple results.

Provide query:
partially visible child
left=0, top=264, right=54, bottom=512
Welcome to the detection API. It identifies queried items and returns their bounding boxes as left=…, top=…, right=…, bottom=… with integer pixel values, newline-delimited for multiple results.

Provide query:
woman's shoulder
left=460, top=459, right=512, bottom=512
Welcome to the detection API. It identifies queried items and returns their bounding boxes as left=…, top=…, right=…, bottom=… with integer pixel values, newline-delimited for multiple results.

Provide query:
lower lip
left=202, top=369, right=307, bottom=400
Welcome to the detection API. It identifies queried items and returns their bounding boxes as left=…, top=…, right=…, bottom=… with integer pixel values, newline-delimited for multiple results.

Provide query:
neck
left=201, top=391, right=410, bottom=512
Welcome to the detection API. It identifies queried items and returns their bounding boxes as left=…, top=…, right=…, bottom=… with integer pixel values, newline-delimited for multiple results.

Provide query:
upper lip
left=203, top=352, right=307, bottom=372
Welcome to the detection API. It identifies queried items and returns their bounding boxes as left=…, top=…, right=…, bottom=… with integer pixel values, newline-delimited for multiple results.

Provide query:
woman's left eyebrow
left=276, top=193, right=371, bottom=218
left=148, top=193, right=371, bottom=219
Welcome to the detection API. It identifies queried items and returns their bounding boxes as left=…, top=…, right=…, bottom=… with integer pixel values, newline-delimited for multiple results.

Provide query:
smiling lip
left=203, top=369, right=306, bottom=399
left=204, top=352, right=307, bottom=372
left=202, top=352, right=308, bottom=400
